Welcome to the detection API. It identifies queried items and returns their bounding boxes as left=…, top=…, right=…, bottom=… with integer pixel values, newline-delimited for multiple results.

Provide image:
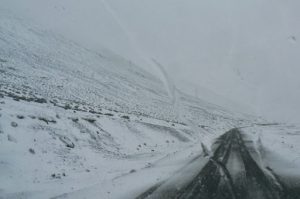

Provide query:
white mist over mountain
left=2, top=0, right=300, bottom=122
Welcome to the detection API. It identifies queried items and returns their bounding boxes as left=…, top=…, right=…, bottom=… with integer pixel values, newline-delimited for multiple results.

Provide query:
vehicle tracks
left=136, top=128, right=300, bottom=199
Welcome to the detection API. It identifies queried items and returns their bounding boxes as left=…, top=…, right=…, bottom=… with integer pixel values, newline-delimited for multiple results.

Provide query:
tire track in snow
left=136, top=128, right=300, bottom=199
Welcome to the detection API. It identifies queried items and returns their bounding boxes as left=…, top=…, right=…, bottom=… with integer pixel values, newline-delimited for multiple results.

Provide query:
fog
left=2, top=0, right=300, bottom=122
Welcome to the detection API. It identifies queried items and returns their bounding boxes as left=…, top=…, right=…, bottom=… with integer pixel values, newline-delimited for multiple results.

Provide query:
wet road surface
left=136, top=128, right=300, bottom=199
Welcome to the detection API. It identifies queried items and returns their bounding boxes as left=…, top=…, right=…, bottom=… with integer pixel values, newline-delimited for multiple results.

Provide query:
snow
left=2, top=0, right=300, bottom=123
left=0, top=96, right=234, bottom=199
left=2, top=3, right=299, bottom=197
left=0, top=12, right=261, bottom=198
left=241, top=124, right=300, bottom=178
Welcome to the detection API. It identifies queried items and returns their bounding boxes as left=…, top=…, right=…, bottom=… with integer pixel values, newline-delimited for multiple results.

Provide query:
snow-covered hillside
left=0, top=12, right=262, bottom=199
left=0, top=12, right=260, bottom=126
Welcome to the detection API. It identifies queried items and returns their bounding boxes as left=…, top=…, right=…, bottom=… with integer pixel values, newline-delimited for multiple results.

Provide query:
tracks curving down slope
left=136, top=129, right=300, bottom=199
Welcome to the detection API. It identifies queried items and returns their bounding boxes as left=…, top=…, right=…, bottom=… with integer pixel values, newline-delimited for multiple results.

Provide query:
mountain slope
left=0, top=13, right=260, bottom=199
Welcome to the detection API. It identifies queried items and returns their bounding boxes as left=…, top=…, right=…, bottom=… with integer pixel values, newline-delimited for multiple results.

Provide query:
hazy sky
left=2, top=0, right=300, bottom=122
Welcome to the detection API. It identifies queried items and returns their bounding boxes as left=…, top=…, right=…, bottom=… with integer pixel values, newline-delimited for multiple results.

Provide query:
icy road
left=136, top=128, right=300, bottom=199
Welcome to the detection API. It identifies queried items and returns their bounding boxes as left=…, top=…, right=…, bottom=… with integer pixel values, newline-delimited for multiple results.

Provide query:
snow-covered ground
left=242, top=124, right=300, bottom=180
left=2, top=8, right=299, bottom=199
left=0, top=12, right=262, bottom=199
left=0, top=97, right=199, bottom=199
left=2, top=2, right=298, bottom=199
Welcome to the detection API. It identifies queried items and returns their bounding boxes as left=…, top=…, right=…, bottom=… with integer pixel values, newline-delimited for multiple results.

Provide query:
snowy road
left=136, top=128, right=300, bottom=199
